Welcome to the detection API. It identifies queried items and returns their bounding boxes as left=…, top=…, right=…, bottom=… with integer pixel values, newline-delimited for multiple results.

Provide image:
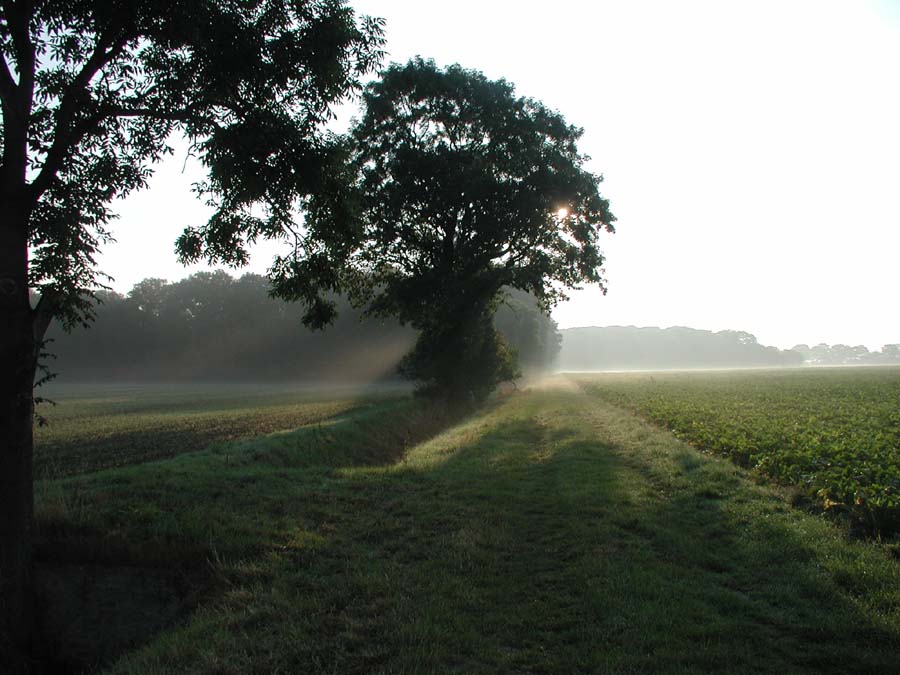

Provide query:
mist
left=555, top=326, right=900, bottom=373
left=560, top=326, right=800, bottom=373
left=43, top=272, right=562, bottom=389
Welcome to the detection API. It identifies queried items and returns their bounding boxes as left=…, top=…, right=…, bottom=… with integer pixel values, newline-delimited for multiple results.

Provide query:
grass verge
left=31, top=382, right=900, bottom=673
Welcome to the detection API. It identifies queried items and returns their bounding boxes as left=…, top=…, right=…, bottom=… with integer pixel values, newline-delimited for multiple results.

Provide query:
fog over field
left=43, top=274, right=563, bottom=384
left=103, top=0, right=900, bottom=351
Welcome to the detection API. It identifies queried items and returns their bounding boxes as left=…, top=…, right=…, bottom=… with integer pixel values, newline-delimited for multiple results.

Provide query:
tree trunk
left=0, top=206, right=36, bottom=663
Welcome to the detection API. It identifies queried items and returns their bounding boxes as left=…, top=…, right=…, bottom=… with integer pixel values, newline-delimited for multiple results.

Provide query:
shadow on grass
left=246, top=408, right=900, bottom=673
left=29, top=391, right=900, bottom=673
left=28, top=396, right=479, bottom=673
left=388, top=425, right=900, bottom=672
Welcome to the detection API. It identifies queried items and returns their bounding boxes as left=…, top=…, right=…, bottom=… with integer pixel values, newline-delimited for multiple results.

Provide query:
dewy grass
left=571, top=367, right=900, bottom=536
left=32, top=383, right=380, bottom=478
left=32, top=381, right=900, bottom=673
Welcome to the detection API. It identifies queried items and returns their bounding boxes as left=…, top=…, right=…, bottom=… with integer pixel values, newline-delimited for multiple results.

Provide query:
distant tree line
left=51, top=288, right=896, bottom=380
left=558, top=326, right=804, bottom=371
left=790, top=343, right=900, bottom=366
left=44, top=272, right=561, bottom=382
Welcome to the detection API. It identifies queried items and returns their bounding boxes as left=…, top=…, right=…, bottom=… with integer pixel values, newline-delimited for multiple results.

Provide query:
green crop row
left=573, top=367, right=900, bottom=537
left=32, top=383, right=406, bottom=478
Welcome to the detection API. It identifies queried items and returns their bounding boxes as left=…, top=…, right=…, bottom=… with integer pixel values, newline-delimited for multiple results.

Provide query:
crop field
left=29, top=379, right=900, bottom=673
left=572, top=367, right=900, bottom=536
left=34, top=382, right=407, bottom=479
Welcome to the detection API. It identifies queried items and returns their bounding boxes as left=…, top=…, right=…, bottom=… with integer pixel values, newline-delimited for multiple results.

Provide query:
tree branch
left=1, top=0, right=36, bottom=184
left=102, top=105, right=196, bottom=121
left=4, top=0, right=36, bottom=102
left=0, top=52, right=16, bottom=104
left=29, top=32, right=130, bottom=200
left=31, top=287, right=59, bottom=343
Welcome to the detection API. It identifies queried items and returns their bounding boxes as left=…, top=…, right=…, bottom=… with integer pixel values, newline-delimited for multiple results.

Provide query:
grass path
left=35, top=380, right=900, bottom=673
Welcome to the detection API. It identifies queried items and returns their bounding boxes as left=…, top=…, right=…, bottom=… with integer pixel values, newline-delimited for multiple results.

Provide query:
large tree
left=299, top=58, right=614, bottom=399
left=0, top=0, right=383, bottom=654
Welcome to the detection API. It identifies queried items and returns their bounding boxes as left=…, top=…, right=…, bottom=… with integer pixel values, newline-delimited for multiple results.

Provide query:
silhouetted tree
left=296, top=59, right=614, bottom=400
left=0, top=0, right=383, bottom=652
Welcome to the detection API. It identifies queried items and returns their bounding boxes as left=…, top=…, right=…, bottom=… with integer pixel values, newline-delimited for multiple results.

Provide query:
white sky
left=104, top=0, right=900, bottom=351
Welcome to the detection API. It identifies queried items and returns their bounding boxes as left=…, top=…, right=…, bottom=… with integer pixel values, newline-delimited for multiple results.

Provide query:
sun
left=557, top=207, right=569, bottom=219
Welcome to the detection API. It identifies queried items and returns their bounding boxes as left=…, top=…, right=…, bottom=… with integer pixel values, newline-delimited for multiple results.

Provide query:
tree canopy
left=0, top=0, right=383, bottom=655
left=294, top=58, right=614, bottom=398
left=1, top=0, right=384, bottom=323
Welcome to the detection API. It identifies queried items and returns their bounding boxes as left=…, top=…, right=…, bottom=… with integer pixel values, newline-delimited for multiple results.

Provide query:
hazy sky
left=105, top=0, right=900, bottom=350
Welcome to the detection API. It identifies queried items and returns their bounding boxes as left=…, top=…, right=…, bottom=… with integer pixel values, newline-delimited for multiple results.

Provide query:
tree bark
left=0, top=202, right=36, bottom=663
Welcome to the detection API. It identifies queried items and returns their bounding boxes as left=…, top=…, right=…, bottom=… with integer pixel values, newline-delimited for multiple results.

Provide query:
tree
left=296, top=58, right=614, bottom=399
left=45, top=271, right=416, bottom=383
left=883, top=344, right=900, bottom=362
left=494, top=288, right=562, bottom=372
left=0, top=0, right=383, bottom=653
left=46, top=273, right=565, bottom=384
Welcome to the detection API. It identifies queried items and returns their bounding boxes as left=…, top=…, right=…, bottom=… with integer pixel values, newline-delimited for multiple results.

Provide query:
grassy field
left=26, top=374, right=900, bottom=673
left=572, top=367, right=900, bottom=537
left=33, top=382, right=407, bottom=478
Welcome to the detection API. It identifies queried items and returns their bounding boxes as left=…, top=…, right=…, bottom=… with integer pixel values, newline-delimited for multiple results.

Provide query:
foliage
left=46, top=271, right=413, bottom=381
left=576, top=368, right=900, bottom=536
left=292, top=58, right=614, bottom=398
left=1, top=2, right=383, bottom=651
left=44, top=271, right=562, bottom=381
left=397, top=304, right=520, bottom=401
left=2, top=0, right=384, bottom=323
